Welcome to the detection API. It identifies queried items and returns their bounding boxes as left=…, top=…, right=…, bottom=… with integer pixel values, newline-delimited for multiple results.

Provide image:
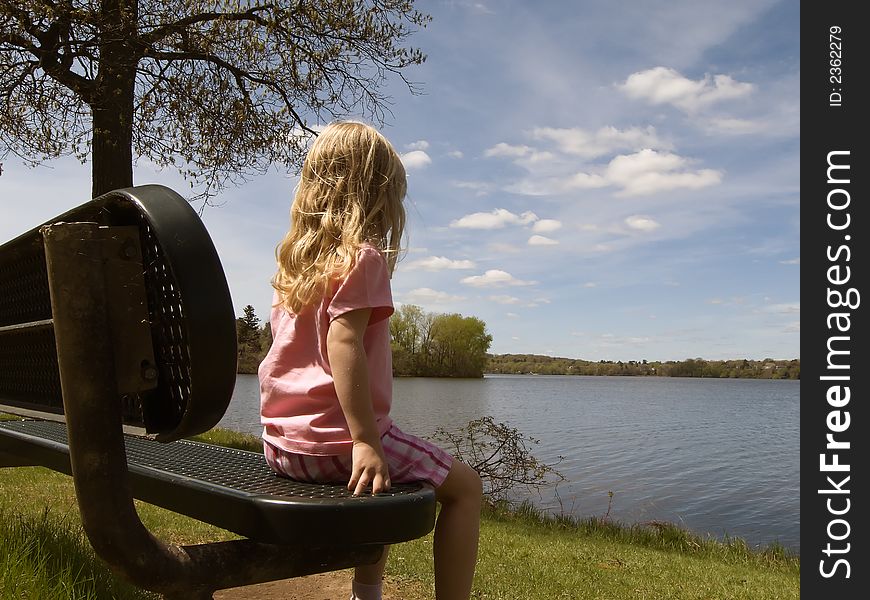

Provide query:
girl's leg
left=433, top=460, right=483, bottom=600
left=353, top=546, right=389, bottom=600
left=354, top=545, right=389, bottom=585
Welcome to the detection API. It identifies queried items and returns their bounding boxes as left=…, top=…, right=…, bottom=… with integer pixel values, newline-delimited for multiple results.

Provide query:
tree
left=390, top=303, right=425, bottom=355
left=236, top=304, right=268, bottom=373
left=428, top=313, right=491, bottom=377
left=259, top=320, right=272, bottom=353
left=1, top=1, right=429, bottom=200
left=390, top=303, right=433, bottom=373
left=390, top=305, right=492, bottom=378
left=236, top=303, right=259, bottom=344
left=235, top=303, right=259, bottom=354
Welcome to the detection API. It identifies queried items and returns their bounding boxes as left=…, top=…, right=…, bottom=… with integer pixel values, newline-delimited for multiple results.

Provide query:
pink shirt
left=258, top=245, right=394, bottom=455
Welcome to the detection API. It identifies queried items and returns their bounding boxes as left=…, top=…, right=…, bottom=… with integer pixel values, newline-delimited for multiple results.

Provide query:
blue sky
left=0, top=0, right=799, bottom=362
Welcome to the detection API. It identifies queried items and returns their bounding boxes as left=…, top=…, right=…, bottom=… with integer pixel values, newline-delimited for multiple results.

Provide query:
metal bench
left=0, top=184, right=435, bottom=599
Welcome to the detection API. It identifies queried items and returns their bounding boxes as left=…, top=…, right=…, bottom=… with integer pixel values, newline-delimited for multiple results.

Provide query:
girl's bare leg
left=355, top=545, right=390, bottom=585
left=434, top=461, right=483, bottom=600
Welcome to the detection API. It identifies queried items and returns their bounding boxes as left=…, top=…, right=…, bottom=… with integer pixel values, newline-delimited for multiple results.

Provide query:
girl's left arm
left=327, top=307, right=391, bottom=496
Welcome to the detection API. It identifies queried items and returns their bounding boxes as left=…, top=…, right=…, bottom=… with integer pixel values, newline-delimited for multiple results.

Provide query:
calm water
left=218, top=374, right=800, bottom=552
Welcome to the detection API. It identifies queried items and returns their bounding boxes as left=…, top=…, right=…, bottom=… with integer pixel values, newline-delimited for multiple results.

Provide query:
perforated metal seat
left=0, top=419, right=434, bottom=545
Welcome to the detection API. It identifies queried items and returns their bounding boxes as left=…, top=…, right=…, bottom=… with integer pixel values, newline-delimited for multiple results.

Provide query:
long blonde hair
left=273, top=121, right=407, bottom=313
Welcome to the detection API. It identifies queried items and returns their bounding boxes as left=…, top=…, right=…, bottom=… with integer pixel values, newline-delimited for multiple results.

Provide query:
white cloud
left=531, top=219, right=562, bottom=233
left=603, top=149, right=722, bottom=196
left=400, top=150, right=432, bottom=170
left=497, top=138, right=721, bottom=197
left=450, top=208, right=538, bottom=229
left=402, top=288, right=466, bottom=304
left=483, top=142, right=555, bottom=167
left=461, top=270, right=536, bottom=287
left=528, top=235, right=558, bottom=246
left=564, top=172, right=609, bottom=190
left=548, top=149, right=721, bottom=196
left=487, top=294, right=549, bottom=309
left=625, top=215, right=661, bottom=232
left=503, top=179, right=564, bottom=196
left=619, top=67, right=754, bottom=113
left=531, top=125, right=669, bottom=159
left=515, top=151, right=558, bottom=167
left=779, top=258, right=800, bottom=265
left=481, top=123, right=724, bottom=198
left=404, top=256, right=476, bottom=270
left=484, top=142, right=534, bottom=158
left=406, top=140, right=430, bottom=151
left=606, top=148, right=685, bottom=179
left=447, top=150, right=465, bottom=158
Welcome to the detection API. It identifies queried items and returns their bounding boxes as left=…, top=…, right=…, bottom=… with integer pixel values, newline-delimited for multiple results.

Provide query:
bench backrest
left=0, top=185, right=237, bottom=440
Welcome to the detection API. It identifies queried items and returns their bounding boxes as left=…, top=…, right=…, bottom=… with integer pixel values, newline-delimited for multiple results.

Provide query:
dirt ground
left=213, top=570, right=425, bottom=600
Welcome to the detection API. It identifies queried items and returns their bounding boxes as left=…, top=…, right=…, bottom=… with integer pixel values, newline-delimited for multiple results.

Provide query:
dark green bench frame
left=0, top=185, right=435, bottom=599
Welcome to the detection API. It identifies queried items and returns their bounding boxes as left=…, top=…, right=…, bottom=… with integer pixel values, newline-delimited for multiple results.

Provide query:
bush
left=429, top=417, right=565, bottom=504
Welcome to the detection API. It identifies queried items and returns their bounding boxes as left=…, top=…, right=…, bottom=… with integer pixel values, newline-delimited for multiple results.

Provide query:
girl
left=258, top=121, right=482, bottom=600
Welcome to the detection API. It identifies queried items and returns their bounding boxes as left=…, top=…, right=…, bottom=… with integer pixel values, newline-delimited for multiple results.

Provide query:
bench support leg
left=42, top=223, right=382, bottom=597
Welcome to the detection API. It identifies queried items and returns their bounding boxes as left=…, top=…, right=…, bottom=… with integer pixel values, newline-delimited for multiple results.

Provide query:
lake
left=218, top=374, right=800, bottom=553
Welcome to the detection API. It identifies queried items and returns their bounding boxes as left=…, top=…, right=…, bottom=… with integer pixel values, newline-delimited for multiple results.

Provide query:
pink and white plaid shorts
left=263, top=423, right=454, bottom=488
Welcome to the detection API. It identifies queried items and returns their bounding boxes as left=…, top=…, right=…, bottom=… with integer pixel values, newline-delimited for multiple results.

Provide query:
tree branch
left=0, top=31, right=34, bottom=49
left=143, top=48, right=316, bottom=136
left=139, top=4, right=275, bottom=47
left=1, top=1, right=96, bottom=102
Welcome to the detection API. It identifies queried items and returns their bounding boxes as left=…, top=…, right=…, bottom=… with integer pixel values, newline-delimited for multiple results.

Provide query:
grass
left=385, top=500, right=798, bottom=600
left=0, top=508, right=155, bottom=600
left=189, top=427, right=263, bottom=452
left=1, top=422, right=800, bottom=599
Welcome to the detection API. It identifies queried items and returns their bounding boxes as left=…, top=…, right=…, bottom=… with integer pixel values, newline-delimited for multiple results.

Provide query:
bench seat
left=0, top=418, right=435, bottom=546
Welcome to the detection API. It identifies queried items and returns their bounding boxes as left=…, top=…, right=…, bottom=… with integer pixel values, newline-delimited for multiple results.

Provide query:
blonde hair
left=273, top=121, right=407, bottom=313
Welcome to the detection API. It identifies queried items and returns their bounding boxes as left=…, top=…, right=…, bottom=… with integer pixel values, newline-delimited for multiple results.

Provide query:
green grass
left=484, top=501, right=797, bottom=568
left=0, top=508, right=155, bottom=600
left=189, top=427, right=263, bottom=452
left=390, top=503, right=799, bottom=600
left=1, top=422, right=800, bottom=599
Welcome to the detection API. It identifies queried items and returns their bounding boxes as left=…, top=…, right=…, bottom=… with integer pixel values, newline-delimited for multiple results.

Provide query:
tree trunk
left=91, top=79, right=135, bottom=197
left=91, top=0, right=138, bottom=198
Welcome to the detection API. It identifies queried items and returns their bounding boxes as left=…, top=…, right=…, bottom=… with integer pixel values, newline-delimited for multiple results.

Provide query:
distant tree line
left=486, top=354, right=800, bottom=380
left=236, top=305, right=798, bottom=380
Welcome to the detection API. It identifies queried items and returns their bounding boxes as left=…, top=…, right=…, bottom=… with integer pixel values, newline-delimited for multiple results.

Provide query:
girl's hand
left=349, top=440, right=391, bottom=496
